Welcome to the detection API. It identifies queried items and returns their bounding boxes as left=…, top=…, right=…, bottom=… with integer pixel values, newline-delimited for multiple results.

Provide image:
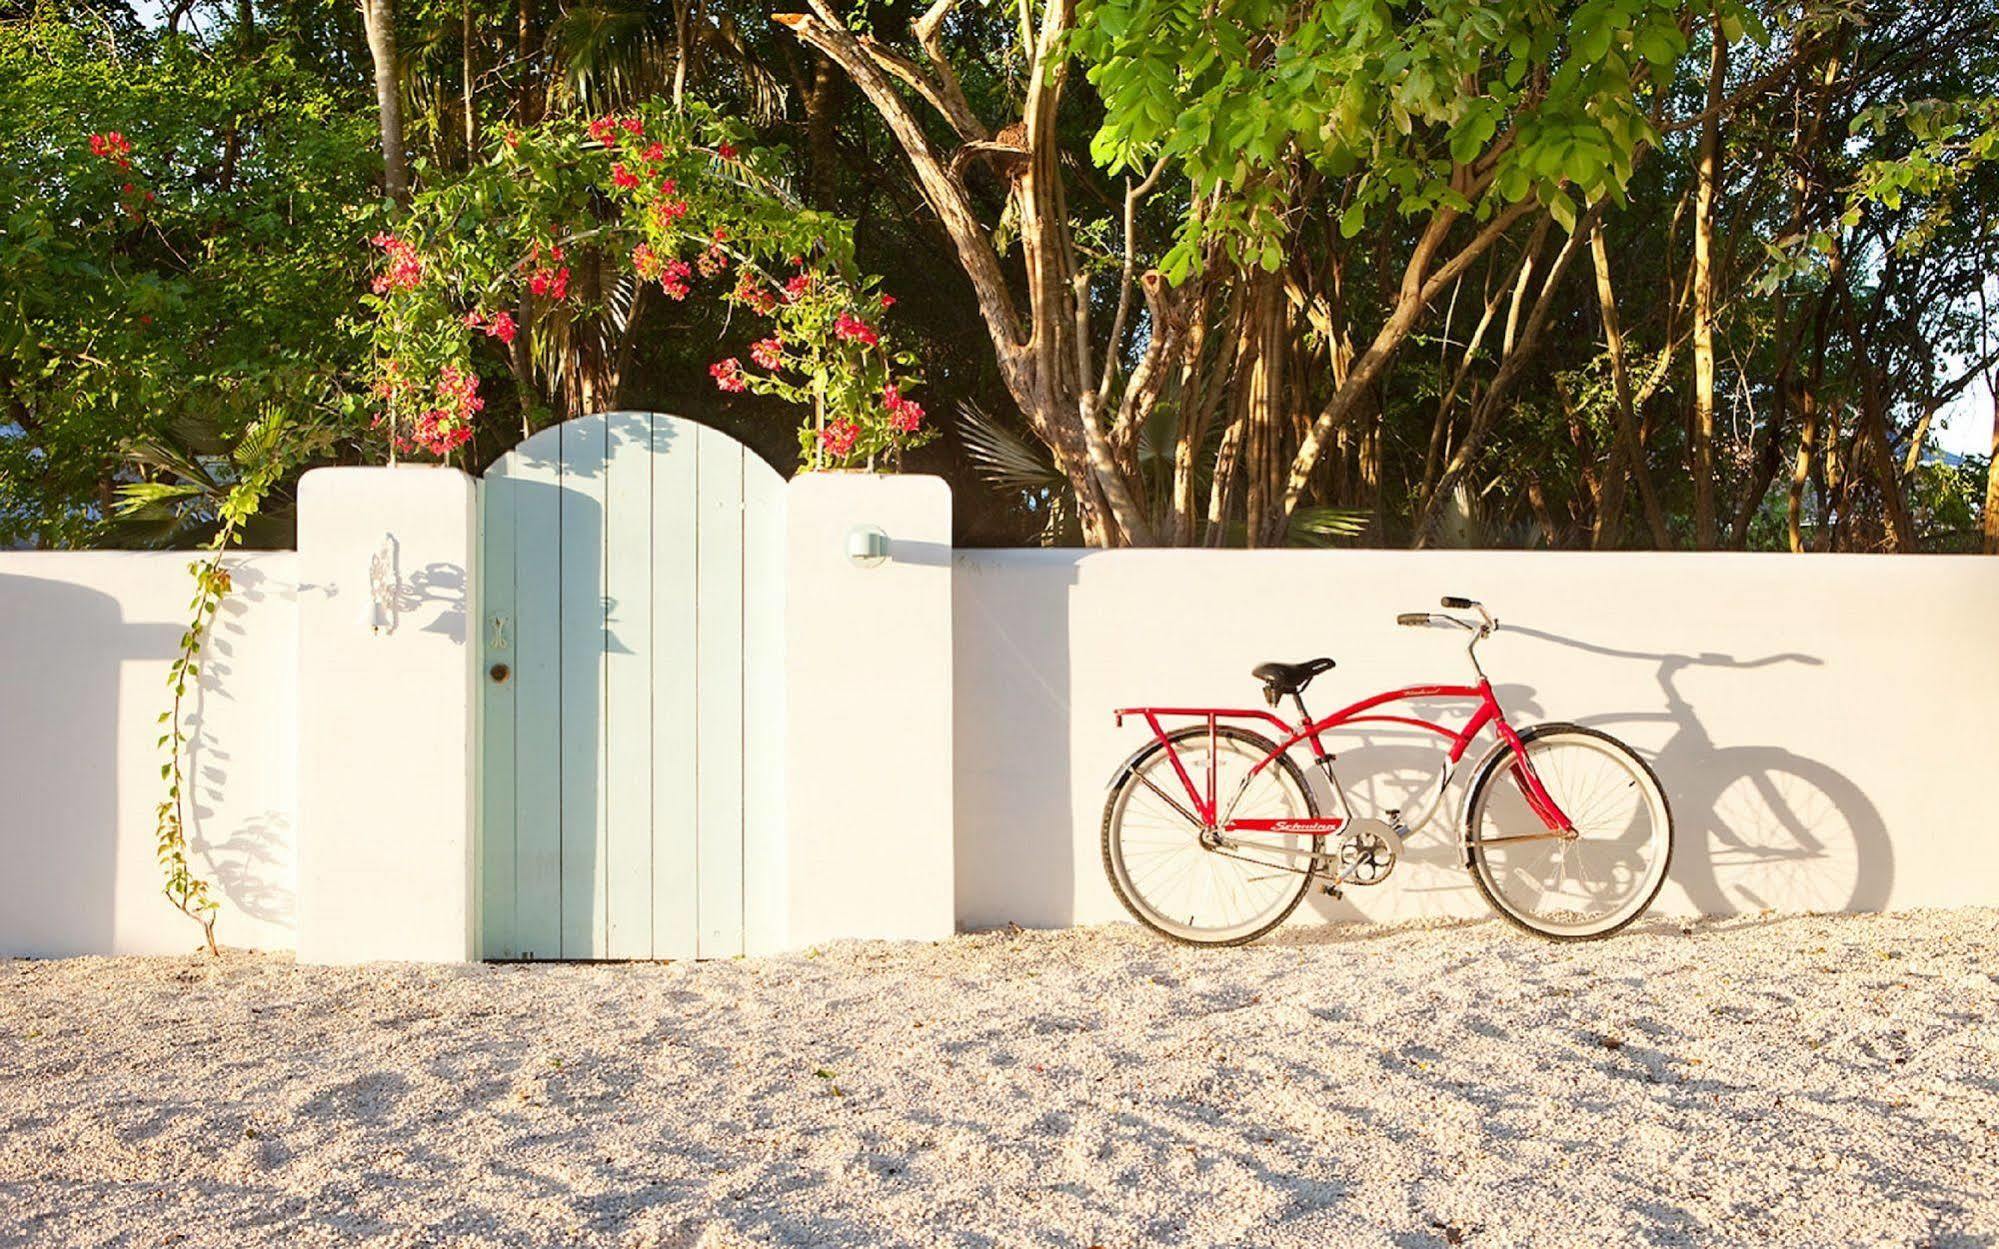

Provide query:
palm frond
left=1286, top=505, right=1371, bottom=547
left=956, top=400, right=1066, bottom=494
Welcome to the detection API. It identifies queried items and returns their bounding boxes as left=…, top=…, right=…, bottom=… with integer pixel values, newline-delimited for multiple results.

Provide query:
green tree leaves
left=1074, top=0, right=1736, bottom=277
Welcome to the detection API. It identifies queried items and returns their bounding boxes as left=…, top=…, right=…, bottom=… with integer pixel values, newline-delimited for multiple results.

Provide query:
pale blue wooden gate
left=478, top=413, right=785, bottom=960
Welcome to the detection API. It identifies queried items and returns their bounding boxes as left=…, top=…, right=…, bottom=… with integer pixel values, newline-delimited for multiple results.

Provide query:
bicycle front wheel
left=1102, top=725, right=1316, bottom=947
left=1465, top=723, right=1673, bottom=940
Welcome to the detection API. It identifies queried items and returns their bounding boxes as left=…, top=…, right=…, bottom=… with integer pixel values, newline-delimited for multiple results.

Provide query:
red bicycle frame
left=1114, top=678, right=1575, bottom=838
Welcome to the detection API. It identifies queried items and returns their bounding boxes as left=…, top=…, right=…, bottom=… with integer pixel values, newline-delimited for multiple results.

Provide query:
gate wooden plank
left=741, top=453, right=786, bottom=953
left=650, top=415, right=701, bottom=959
left=510, top=431, right=564, bottom=960
left=695, top=428, right=746, bottom=958
left=560, top=415, right=610, bottom=958
left=603, top=412, right=655, bottom=959
left=478, top=467, right=519, bottom=958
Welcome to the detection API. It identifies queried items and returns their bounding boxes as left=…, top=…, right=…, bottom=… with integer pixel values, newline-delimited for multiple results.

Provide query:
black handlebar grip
left=1440, top=595, right=1474, bottom=609
left=1397, top=613, right=1429, bottom=627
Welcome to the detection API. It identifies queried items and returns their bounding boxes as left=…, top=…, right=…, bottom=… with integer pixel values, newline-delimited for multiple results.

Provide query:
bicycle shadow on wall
left=1298, top=636, right=1892, bottom=926
left=1508, top=629, right=1893, bottom=917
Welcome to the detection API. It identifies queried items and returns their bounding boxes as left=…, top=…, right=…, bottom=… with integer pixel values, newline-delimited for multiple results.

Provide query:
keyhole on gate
left=489, top=663, right=511, bottom=684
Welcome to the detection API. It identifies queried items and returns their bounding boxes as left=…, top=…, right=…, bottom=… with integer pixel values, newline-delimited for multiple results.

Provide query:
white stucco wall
left=0, top=551, right=299, bottom=956
left=954, top=550, right=1999, bottom=931
left=295, top=466, right=479, bottom=964
left=785, top=474, right=955, bottom=946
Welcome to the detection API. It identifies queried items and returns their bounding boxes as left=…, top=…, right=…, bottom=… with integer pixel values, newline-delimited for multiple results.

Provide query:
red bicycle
left=1103, top=597, right=1674, bottom=944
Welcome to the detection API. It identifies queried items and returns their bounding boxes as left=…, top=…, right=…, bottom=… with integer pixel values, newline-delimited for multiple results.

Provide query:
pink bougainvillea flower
left=89, top=131, right=133, bottom=167
left=718, top=141, right=738, bottom=160
left=586, top=115, right=621, bottom=145
left=880, top=294, right=897, bottom=308
left=528, top=266, right=570, bottom=300
left=611, top=162, right=640, bottom=190
left=820, top=418, right=859, bottom=458
left=696, top=242, right=729, bottom=278
left=659, top=177, right=678, bottom=196
left=750, top=336, right=784, bottom=370
left=631, top=242, right=664, bottom=280
left=642, top=141, right=665, bottom=162
left=483, top=310, right=518, bottom=345
left=883, top=383, right=925, bottom=433
left=660, top=259, right=693, bottom=300
left=369, top=232, right=424, bottom=294
left=833, top=312, right=879, bottom=346
left=652, top=196, right=690, bottom=225
left=783, top=273, right=812, bottom=302
left=732, top=273, right=779, bottom=315
left=710, top=358, right=747, bottom=393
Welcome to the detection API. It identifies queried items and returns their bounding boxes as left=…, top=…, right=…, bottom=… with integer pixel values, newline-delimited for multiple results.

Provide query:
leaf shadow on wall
left=187, top=559, right=296, bottom=929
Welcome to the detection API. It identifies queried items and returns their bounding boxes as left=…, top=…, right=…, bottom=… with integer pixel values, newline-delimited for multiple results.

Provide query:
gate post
left=784, top=473, right=954, bottom=947
left=295, top=466, right=479, bottom=963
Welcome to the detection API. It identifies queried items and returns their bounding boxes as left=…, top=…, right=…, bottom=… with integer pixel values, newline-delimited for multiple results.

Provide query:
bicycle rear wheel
left=1465, top=723, right=1673, bottom=940
left=1101, top=726, right=1316, bottom=946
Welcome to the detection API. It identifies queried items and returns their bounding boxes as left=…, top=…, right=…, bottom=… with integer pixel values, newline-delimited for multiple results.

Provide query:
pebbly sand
left=2, top=910, right=1996, bottom=1248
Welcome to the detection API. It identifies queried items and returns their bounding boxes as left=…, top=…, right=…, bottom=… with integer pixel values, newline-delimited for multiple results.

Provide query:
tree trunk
left=1412, top=211, right=1592, bottom=542
left=360, top=0, right=409, bottom=204
left=1589, top=227, right=1671, bottom=548
left=1280, top=200, right=1538, bottom=525
left=516, top=0, right=539, bottom=125
left=1689, top=12, right=1726, bottom=548
left=1241, top=270, right=1286, bottom=547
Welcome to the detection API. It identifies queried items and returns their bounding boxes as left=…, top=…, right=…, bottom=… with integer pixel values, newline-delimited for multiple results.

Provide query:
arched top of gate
left=484, top=411, right=784, bottom=485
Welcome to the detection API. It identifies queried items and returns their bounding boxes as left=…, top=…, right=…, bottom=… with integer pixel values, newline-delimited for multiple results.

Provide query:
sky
left=1935, top=379, right=1997, bottom=459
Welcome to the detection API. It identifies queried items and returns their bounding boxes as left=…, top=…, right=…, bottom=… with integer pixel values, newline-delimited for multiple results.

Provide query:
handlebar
left=1396, top=597, right=1494, bottom=628
left=1397, top=597, right=1499, bottom=677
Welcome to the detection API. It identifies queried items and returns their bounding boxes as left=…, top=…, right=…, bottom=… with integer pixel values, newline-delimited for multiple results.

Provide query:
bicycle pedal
left=1319, top=882, right=1344, bottom=900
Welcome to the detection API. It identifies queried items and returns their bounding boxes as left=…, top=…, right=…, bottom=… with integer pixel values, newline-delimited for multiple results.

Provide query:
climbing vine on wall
left=364, top=101, right=933, bottom=469
left=119, top=411, right=300, bottom=955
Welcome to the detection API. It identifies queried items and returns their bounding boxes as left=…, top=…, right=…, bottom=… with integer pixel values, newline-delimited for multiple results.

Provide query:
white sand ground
left=2, top=910, right=1995, bottom=1249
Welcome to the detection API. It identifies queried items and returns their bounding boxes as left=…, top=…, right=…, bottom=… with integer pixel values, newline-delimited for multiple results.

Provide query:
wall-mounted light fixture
left=847, top=525, right=890, bottom=569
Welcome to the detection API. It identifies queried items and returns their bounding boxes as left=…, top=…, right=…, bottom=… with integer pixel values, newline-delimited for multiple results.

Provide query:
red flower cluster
left=586, top=114, right=643, bottom=146
left=611, top=163, right=640, bottom=190
left=820, top=418, right=859, bottom=458
left=631, top=242, right=664, bottom=280
left=660, top=258, right=693, bottom=300
left=464, top=308, right=519, bottom=346
left=696, top=239, right=729, bottom=278
left=881, top=294, right=897, bottom=308
left=783, top=273, right=813, bottom=302
left=882, top=384, right=926, bottom=433
left=833, top=312, right=879, bottom=347
left=89, top=131, right=132, bottom=168
left=526, top=242, right=568, bottom=300
left=370, top=233, right=424, bottom=294
left=642, top=141, right=666, bottom=163
left=653, top=194, right=690, bottom=225
left=717, top=141, right=739, bottom=160
left=710, top=358, right=747, bottom=393
left=410, top=365, right=483, bottom=455
left=732, top=273, right=778, bottom=314
left=750, top=336, right=784, bottom=370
